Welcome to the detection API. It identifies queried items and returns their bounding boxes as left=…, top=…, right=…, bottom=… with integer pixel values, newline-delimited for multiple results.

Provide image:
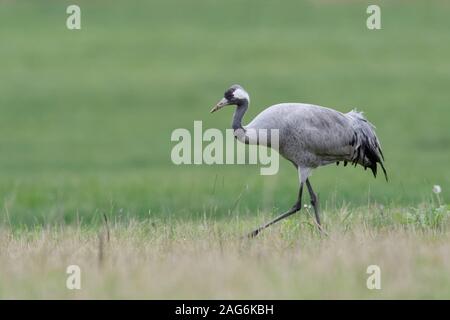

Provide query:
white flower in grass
left=432, top=185, right=442, bottom=194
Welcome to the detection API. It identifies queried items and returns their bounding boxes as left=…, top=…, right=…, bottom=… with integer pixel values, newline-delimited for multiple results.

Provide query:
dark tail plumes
left=347, top=110, right=388, bottom=181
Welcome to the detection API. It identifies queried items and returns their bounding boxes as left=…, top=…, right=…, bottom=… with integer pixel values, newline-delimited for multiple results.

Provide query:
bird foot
left=316, top=224, right=328, bottom=237
left=246, top=228, right=261, bottom=239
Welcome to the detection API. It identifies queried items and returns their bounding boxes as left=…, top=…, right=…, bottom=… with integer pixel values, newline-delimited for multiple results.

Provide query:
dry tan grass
left=0, top=207, right=449, bottom=299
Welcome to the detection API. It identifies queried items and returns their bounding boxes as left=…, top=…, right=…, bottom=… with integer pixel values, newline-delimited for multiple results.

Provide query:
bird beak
left=210, top=98, right=229, bottom=113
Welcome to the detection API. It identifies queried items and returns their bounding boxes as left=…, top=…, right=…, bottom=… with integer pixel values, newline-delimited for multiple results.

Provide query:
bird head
left=210, top=84, right=250, bottom=113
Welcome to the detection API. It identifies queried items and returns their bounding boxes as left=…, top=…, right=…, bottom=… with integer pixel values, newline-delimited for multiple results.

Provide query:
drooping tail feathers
left=346, top=110, right=388, bottom=181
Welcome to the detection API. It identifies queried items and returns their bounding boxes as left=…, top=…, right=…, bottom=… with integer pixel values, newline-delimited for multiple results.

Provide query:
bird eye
left=224, top=89, right=235, bottom=100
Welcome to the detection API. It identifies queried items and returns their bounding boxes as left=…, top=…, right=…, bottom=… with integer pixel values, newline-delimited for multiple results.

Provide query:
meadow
left=0, top=0, right=449, bottom=299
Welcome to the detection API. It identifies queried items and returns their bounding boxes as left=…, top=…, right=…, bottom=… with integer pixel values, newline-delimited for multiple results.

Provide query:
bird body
left=210, top=84, right=387, bottom=237
left=244, top=103, right=386, bottom=180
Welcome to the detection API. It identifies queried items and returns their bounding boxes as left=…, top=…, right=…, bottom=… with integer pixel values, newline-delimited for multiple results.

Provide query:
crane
left=210, top=84, right=387, bottom=237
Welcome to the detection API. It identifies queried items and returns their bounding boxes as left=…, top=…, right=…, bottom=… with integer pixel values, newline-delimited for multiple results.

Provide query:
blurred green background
left=0, top=0, right=449, bottom=226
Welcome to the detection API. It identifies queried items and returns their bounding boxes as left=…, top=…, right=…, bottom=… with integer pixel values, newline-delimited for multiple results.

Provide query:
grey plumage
left=346, top=110, right=387, bottom=179
left=245, top=103, right=387, bottom=180
left=211, top=84, right=387, bottom=237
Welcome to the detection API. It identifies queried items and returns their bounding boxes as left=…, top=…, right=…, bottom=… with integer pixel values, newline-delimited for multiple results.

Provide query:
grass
left=0, top=0, right=449, bottom=298
left=1, top=201, right=449, bottom=299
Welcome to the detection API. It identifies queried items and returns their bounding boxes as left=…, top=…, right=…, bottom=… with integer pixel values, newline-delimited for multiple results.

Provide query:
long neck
left=232, top=100, right=248, bottom=131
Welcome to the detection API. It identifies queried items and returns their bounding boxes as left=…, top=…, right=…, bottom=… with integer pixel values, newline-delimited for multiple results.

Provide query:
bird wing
left=246, top=103, right=387, bottom=179
left=286, top=104, right=355, bottom=158
left=247, top=103, right=355, bottom=159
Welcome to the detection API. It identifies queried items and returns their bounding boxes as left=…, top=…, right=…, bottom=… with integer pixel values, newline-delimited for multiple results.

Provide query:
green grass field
left=0, top=0, right=449, bottom=299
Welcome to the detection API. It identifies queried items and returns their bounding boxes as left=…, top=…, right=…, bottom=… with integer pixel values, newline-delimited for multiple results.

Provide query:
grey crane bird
left=210, top=84, right=387, bottom=237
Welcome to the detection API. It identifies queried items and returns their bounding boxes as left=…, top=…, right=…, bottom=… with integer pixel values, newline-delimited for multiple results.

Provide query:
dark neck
left=232, top=100, right=249, bottom=131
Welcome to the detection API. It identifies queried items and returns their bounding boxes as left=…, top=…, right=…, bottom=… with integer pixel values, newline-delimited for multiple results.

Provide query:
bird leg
left=306, top=178, right=323, bottom=231
left=247, top=183, right=303, bottom=238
